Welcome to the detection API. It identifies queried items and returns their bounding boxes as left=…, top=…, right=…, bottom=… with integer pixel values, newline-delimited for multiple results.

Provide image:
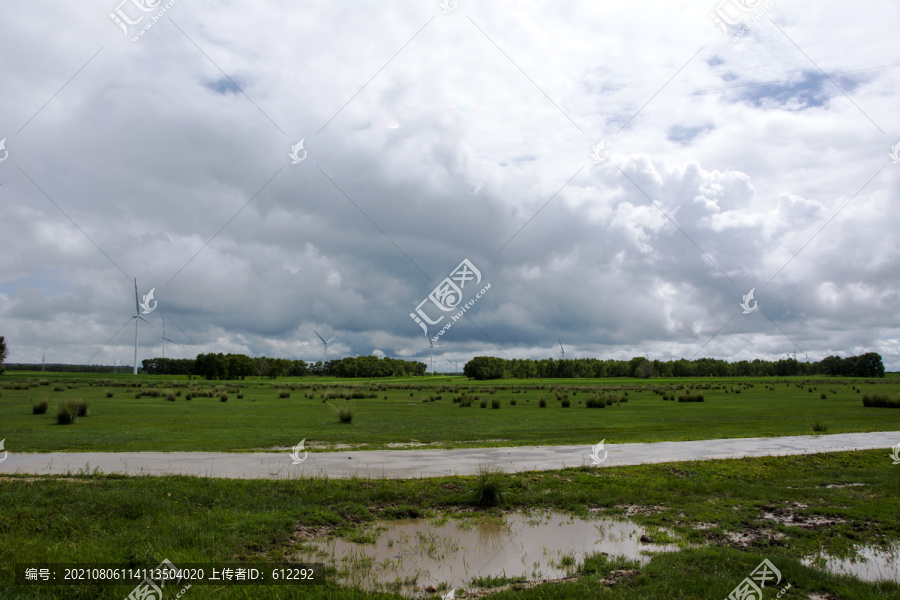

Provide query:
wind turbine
left=314, top=331, right=339, bottom=362
left=427, top=337, right=444, bottom=374
left=132, top=278, right=158, bottom=375
left=558, top=339, right=566, bottom=360
left=161, top=315, right=178, bottom=358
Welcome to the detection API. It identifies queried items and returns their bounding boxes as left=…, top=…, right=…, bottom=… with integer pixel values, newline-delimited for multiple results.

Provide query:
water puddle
left=296, top=511, right=678, bottom=595
left=802, top=543, right=900, bottom=583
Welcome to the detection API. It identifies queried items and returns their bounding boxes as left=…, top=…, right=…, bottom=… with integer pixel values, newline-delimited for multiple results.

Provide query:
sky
left=1, top=0, right=898, bottom=371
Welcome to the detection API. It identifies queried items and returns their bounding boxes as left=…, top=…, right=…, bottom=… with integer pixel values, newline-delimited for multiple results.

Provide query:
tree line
left=462, top=353, right=885, bottom=380
left=141, top=354, right=427, bottom=379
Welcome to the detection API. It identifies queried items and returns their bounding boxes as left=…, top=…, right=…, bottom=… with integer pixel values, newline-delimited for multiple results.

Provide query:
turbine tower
left=132, top=278, right=158, bottom=375
left=559, top=339, right=566, bottom=360
left=314, top=331, right=339, bottom=363
left=427, top=337, right=444, bottom=375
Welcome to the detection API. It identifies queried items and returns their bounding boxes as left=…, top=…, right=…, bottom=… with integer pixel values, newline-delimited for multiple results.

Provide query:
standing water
left=296, top=510, right=678, bottom=595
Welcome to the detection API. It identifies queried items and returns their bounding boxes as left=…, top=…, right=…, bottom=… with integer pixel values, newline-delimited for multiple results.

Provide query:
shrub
left=539, top=397, right=547, bottom=408
left=585, top=396, right=606, bottom=408
left=33, top=399, right=49, bottom=414
left=279, top=391, right=291, bottom=399
left=473, top=467, right=503, bottom=507
left=491, top=398, right=500, bottom=409
left=165, top=392, right=176, bottom=402
left=73, top=401, right=89, bottom=416
left=53, top=386, right=64, bottom=392
left=820, top=393, right=827, bottom=399
left=237, top=393, right=244, bottom=399
left=861, top=394, right=900, bottom=408
left=811, top=420, right=828, bottom=432
left=336, top=401, right=354, bottom=424
left=57, top=401, right=79, bottom=424
left=105, top=391, right=114, bottom=398
left=561, top=398, right=570, bottom=408
left=185, top=393, right=193, bottom=401
left=509, top=399, right=516, bottom=406
left=479, top=400, right=487, bottom=408
left=677, top=393, right=704, bottom=402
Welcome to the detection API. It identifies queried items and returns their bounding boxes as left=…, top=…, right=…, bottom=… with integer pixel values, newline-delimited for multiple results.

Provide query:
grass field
left=2, top=372, right=899, bottom=452
left=1, top=450, right=898, bottom=599
left=3, top=372, right=900, bottom=598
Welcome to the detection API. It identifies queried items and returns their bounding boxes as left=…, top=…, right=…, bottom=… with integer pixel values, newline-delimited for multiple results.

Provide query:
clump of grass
left=561, top=398, right=571, bottom=408
left=105, top=391, right=114, bottom=398
left=585, top=395, right=607, bottom=408
left=32, top=399, right=49, bottom=414
left=491, top=398, right=500, bottom=409
left=57, top=401, right=79, bottom=424
left=509, top=399, right=516, bottom=406
left=331, top=400, right=354, bottom=424
left=219, top=393, right=228, bottom=402
left=237, top=393, right=244, bottom=399
left=820, top=393, right=827, bottom=399
left=479, top=400, right=488, bottom=408
left=539, top=397, right=547, bottom=408
left=677, top=393, right=704, bottom=402
left=811, top=420, right=828, bottom=432
left=53, top=386, right=64, bottom=392
left=185, top=393, right=193, bottom=401
left=472, top=466, right=504, bottom=507
left=278, top=391, right=291, bottom=399
left=861, top=394, right=900, bottom=408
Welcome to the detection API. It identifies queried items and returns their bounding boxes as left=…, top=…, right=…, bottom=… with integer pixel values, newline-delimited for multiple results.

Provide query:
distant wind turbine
left=427, top=337, right=444, bottom=375
left=132, top=278, right=159, bottom=375
left=160, top=315, right=179, bottom=358
left=559, top=339, right=566, bottom=360
left=314, top=330, right=339, bottom=362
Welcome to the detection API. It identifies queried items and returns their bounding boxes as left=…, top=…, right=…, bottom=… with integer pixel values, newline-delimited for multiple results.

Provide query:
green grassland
left=1, top=372, right=900, bottom=452
left=1, top=450, right=898, bottom=599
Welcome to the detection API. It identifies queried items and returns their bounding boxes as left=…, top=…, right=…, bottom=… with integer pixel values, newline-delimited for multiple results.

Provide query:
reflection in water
left=803, top=543, right=900, bottom=583
left=296, top=511, right=678, bottom=596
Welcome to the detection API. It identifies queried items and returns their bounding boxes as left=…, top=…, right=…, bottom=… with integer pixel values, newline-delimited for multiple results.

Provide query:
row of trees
left=463, top=353, right=885, bottom=380
left=141, top=354, right=427, bottom=380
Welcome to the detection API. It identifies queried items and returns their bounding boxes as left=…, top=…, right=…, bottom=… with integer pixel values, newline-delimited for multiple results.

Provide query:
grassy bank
left=1, top=449, right=898, bottom=598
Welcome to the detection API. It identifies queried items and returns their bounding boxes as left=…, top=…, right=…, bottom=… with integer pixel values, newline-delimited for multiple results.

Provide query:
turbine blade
left=326, top=336, right=336, bottom=344
left=314, top=331, right=326, bottom=344
left=134, top=278, right=140, bottom=316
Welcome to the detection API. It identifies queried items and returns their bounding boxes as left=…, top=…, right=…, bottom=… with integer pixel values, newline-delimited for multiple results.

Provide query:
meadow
left=2, top=372, right=900, bottom=598
left=1, top=372, right=900, bottom=452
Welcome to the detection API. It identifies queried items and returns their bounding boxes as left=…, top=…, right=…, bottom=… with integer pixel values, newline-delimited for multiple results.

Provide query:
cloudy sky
left=1, top=0, right=898, bottom=370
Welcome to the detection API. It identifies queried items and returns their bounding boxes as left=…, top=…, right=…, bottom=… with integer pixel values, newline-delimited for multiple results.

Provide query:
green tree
left=0, top=336, right=8, bottom=375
